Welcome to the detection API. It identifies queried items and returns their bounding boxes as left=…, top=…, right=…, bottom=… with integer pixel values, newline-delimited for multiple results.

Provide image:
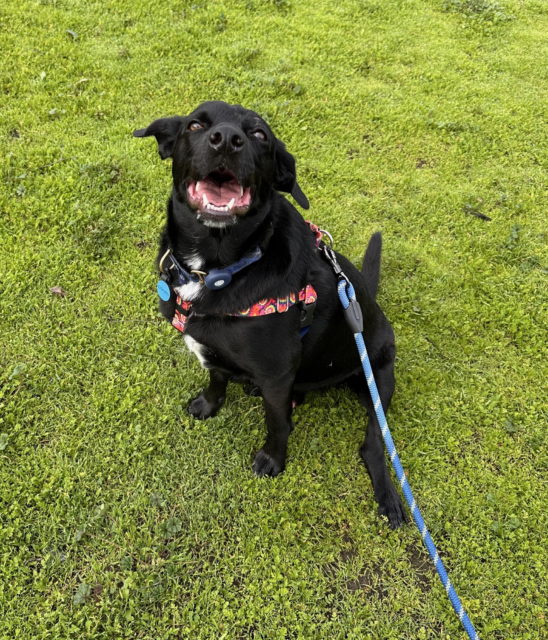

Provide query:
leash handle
left=337, top=277, right=480, bottom=640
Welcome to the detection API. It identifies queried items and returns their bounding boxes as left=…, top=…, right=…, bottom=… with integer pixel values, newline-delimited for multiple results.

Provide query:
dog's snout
left=208, top=124, right=244, bottom=154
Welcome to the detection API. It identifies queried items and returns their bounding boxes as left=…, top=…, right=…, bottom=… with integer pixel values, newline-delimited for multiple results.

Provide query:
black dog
left=134, top=101, right=406, bottom=528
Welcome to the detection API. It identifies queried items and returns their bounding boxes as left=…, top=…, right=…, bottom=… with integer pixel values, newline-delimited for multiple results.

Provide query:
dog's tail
left=361, top=232, right=382, bottom=299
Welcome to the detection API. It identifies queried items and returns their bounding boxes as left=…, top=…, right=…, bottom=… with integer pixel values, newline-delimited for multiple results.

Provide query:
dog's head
left=134, top=101, right=309, bottom=227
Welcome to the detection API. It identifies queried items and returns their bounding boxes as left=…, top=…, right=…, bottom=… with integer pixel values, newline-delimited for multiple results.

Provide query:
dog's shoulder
left=265, top=194, right=317, bottom=268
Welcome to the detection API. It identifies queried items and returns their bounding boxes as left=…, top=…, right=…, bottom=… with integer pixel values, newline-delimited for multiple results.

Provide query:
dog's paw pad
left=252, top=449, right=284, bottom=477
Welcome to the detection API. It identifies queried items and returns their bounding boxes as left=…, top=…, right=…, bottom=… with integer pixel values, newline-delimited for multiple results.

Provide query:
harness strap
left=164, top=221, right=323, bottom=336
left=232, top=284, right=317, bottom=318
left=306, top=221, right=324, bottom=248
left=170, top=284, right=318, bottom=335
left=172, top=299, right=193, bottom=334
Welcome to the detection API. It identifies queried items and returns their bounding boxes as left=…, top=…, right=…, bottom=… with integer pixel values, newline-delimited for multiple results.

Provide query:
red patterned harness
left=171, top=222, right=322, bottom=334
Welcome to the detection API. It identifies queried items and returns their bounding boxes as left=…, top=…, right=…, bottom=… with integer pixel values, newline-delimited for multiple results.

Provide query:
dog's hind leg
left=349, top=351, right=407, bottom=529
left=188, top=368, right=229, bottom=420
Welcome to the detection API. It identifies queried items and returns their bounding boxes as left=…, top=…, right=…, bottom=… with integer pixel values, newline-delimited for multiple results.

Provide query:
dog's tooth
left=227, top=198, right=235, bottom=209
left=239, top=185, right=244, bottom=198
left=202, top=193, right=209, bottom=207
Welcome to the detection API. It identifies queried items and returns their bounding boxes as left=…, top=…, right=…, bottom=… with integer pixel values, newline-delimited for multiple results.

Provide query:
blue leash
left=324, top=243, right=480, bottom=640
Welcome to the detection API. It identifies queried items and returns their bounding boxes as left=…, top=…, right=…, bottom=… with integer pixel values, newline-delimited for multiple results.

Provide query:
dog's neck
left=167, top=192, right=274, bottom=270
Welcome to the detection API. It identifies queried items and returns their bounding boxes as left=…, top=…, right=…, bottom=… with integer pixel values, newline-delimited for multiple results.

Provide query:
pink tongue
left=201, top=178, right=241, bottom=205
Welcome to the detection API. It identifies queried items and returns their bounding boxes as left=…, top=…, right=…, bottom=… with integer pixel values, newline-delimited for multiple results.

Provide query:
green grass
left=1, top=0, right=547, bottom=638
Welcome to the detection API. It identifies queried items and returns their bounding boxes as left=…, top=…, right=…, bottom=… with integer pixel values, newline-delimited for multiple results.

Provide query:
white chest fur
left=173, top=252, right=203, bottom=302
left=184, top=335, right=210, bottom=369
left=173, top=252, right=212, bottom=369
left=174, top=280, right=202, bottom=301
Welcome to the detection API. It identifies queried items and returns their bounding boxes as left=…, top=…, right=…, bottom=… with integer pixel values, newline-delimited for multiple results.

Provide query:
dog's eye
left=251, top=129, right=267, bottom=142
left=188, top=121, right=204, bottom=132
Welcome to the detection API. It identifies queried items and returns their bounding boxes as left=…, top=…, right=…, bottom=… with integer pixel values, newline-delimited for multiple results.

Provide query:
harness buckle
left=190, top=270, right=207, bottom=285
left=177, top=303, right=193, bottom=317
left=299, top=300, right=316, bottom=329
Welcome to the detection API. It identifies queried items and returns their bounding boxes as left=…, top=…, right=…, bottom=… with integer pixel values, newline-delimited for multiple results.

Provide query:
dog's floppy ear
left=133, top=116, right=185, bottom=160
left=273, top=140, right=310, bottom=210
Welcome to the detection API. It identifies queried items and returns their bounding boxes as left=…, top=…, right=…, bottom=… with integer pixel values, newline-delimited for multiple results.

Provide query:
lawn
left=0, top=0, right=546, bottom=638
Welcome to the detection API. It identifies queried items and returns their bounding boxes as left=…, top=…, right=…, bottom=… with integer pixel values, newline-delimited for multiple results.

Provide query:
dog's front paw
left=187, top=393, right=224, bottom=420
left=378, top=486, right=408, bottom=529
left=252, top=448, right=285, bottom=477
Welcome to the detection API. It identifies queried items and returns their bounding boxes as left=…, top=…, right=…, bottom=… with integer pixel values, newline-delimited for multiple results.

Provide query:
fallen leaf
left=9, top=364, right=27, bottom=379
left=50, top=286, right=67, bottom=297
left=73, top=582, right=91, bottom=605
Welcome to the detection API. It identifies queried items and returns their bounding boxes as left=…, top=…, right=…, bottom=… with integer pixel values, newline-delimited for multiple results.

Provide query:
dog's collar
left=157, top=246, right=263, bottom=299
left=160, top=221, right=325, bottom=336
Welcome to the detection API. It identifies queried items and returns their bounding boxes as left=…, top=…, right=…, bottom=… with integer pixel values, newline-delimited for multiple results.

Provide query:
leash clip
left=319, top=228, right=334, bottom=247
left=321, top=243, right=348, bottom=282
left=321, top=243, right=362, bottom=332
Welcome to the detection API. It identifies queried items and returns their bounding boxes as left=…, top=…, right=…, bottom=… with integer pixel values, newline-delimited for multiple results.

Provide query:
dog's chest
left=172, top=253, right=212, bottom=368
left=183, top=334, right=211, bottom=369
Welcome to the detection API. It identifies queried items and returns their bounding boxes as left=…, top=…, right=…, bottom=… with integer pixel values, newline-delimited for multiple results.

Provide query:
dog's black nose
left=208, top=124, right=244, bottom=154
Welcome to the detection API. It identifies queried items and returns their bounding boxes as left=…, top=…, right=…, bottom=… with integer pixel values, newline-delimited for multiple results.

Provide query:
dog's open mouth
left=186, top=169, right=252, bottom=219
